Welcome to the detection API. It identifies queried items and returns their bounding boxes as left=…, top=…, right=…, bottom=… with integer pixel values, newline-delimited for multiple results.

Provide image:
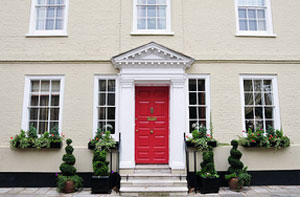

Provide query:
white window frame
left=234, top=0, right=276, bottom=37
left=131, top=0, right=173, bottom=35
left=186, top=75, right=211, bottom=136
left=27, top=0, right=69, bottom=37
left=21, top=75, right=65, bottom=135
left=93, top=75, right=119, bottom=140
left=240, top=75, right=280, bottom=136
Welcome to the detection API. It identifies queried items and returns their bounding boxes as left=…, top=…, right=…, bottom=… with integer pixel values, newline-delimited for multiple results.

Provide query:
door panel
left=135, top=86, right=169, bottom=164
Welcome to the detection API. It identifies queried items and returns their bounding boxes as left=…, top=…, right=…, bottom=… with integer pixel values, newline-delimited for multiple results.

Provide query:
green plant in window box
left=88, top=129, right=116, bottom=151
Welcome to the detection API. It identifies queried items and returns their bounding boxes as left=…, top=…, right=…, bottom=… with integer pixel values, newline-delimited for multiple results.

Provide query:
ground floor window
left=94, top=76, right=117, bottom=135
left=188, top=76, right=210, bottom=133
left=22, top=76, right=64, bottom=134
left=240, top=75, right=280, bottom=131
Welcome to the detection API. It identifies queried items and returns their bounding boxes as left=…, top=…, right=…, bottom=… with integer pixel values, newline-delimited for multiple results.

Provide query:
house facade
left=1, top=0, right=300, bottom=189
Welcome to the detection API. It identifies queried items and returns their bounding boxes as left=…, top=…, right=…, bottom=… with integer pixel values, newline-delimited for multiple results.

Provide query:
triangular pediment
left=112, top=42, right=194, bottom=69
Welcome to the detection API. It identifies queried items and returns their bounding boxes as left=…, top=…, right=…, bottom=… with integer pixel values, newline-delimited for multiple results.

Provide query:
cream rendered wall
left=0, top=0, right=300, bottom=61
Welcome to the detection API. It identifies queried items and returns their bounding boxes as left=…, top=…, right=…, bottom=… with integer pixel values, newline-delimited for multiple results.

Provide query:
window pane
left=245, top=107, right=254, bottom=119
left=38, top=0, right=46, bottom=5
left=248, top=9, right=256, bottom=18
left=47, top=7, right=55, bottom=17
left=29, top=121, right=38, bottom=130
left=199, top=121, right=206, bottom=128
left=50, top=122, right=59, bottom=130
left=248, top=0, right=257, bottom=6
left=239, top=19, right=248, bottom=30
left=238, top=0, right=247, bottom=6
left=198, top=80, right=205, bottom=91
left=189, top=107, right=197, bottom=119
left=137, top=6, right=146, bottom=17
left=147, top=6, right=156, bottom=17
left=258, top=20, right=266, bottom=31
left=255, top=107, right=263, bottom=119
left=40, top=96, right=49, bottom=106
left=46, top=19, right=54, bottom=30
left=244, top=93, right=253, bottom=105
left=106, top=121, right=115, bottom=134
left=138, top=0, right=146, bottom=4
left=254, top=93, right=262, bottom=105
left=254, top=80, right=262, bottom=91
left=198, top=93, right=205, bottom=105
left=31, top=81, right=40, bottom=92
left=158, top=0, right=166, bottom=4
left=39, top=122, right=48, bottom=134
left=107, top=107, right=115, bottom=120
left=249, top=20, right=257, bottom=30
left=51, top=95, right=59, bottom=106
left=98, top=121, right=105, bottom=130
left=255, top=120, right=264, bottom=130
left=31, top=96, right=39, bottom=106
left=39, top=108, right=49, bottom=120
left=198, top=107, right=206, bottom=119
left=264, top=93, right=273, bottom=105
left=30, top=108, right=39, bottom=120
left=257, top=10, right=265, bottom=19
left=263, top=80, right=272, bottom=91
left=99, top=80, right=106, bottom=91
left=147, top=0, right=156, bottom=4
left=238, top=9, right=247, bottom=18
left=189, top=121, right=197, bottom=132
left=55, top=19, right=63, bottom=30
left=36, top=20, right=45, bottom=30
left=244, top=80, right=253, bottom=91
left=257, top=0, right=265, bottom=6
left=98, top=107, right=106, bottom=120
left=137, top=18, right=146, bottom=29
left=246, top=120, right=254, bottom=131
left=108, top=80, right=115, bottom=92
left=158, top=18, right=166, bottom=29
left=51, top=81, right=60, bottom=92
left=99, top=93, right=106, bottom=106
left=189, top=79, right=196, bottom=91
left=41, top=81, right=50, bottom=92
left=37, top=7, right=46, bottom=19
left=57, top=0, right=65, bottom=4
left=266, top=120, right=273, bottom=130
left=148, top=18, right=156, bottom=29
left=189, top=93, right=196, bottom=105
left=108, top=93, right=115, bottom=106
left=56, top=7, right=64, bottom=17
left=50, top=108, right=59, bottom=120
left=48, top=0, right=55, bottom=5
left=265, top=107, right=273, bottom=119
left=157, top=6, right=166, bottom=17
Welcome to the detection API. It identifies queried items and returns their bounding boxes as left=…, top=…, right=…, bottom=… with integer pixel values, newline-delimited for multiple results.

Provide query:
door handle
left=136, top=129, right=138, bottom=133
left=150, top=130, right=154, bottom=134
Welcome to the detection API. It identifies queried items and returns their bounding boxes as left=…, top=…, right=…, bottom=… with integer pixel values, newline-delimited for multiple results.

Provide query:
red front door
left=135, top=86, right=169, bottom=164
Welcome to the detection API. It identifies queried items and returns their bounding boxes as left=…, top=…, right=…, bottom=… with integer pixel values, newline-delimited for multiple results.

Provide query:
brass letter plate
left=147, top=117, right=157, bottom=121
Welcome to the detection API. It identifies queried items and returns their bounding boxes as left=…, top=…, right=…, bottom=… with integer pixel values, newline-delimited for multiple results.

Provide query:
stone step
left=121, top=174, right=186, bottom=181
left=134, top=168, right=171, bottom=174
left=121, top=180, right=187, bottom=187
left=120, top=186, right=188, bottom=193
left=134, top=164, right=170, bottom=170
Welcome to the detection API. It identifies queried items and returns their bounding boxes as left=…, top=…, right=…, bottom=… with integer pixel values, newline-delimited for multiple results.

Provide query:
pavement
left=0, top=186, right=300, bottom=197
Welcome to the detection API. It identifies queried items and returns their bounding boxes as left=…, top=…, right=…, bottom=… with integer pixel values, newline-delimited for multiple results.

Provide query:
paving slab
left=0, top=188, right=12, bottom=194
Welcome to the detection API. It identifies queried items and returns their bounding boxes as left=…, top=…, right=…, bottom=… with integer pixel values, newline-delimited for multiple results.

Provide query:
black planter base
left=91, top=176, right=111, bottom=194
left=199, top=177, right=220, bottom=194
left=50, top=142, right=62, bottom=149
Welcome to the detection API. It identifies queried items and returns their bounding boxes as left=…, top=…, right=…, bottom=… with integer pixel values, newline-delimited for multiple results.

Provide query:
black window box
left=185, top=141, right=194, bottom=148
left=199, top=177, right=220, bottom=194
left=207, top=141, right=217, bottom=147
left=50, top=141, right=62, bottom=149
left=88, top=142, right=119, bottom=150
left=13, top=141, right=62, bottom=149
left=91, top=176, right=111, bottom=194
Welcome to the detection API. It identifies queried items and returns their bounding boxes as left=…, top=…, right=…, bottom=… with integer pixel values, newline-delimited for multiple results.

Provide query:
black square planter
left=91, top=176, right=111, bottom=194
left=50, top=141, right=62, bottom=149
left=199, top=177, right=220, bottom=194
left=207, top=141, right=217, bottom=147
left=88, top=142, right=96, bottom=150
left=186, top=141, right=194, bottom=148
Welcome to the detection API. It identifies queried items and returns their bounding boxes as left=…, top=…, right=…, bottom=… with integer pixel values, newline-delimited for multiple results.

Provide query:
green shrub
left=198, top=147, right=219, bottom=178
left=188, top=125, right=218, bottom=151
left=93, top=150, right=109, bottom=176
left=57, top=138, right=83, bottom=192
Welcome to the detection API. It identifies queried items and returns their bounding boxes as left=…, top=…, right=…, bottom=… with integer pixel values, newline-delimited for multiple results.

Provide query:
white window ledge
left=235, top=33, right=277, bottom=38
left=26, top=33, right=68, bottom=37
left=131, top=31, right=174, bottom=36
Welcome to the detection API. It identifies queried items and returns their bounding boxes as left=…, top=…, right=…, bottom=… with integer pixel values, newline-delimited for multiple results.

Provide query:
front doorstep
left=91, top=176, right=111, bottom=194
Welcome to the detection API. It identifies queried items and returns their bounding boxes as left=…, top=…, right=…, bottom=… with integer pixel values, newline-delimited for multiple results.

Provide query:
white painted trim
left=93, top=75, right=119, bottom=141
left=132, top=0, right=172, bottom=34
left=27, top=0, right=69, bottom=36
left=185, top=74, right=211, bottom=136
left=21, top=75, right=65, bottom=135
left=239, top=74, right=281, bottom=135
left=234, top=0, right=275, bottom=37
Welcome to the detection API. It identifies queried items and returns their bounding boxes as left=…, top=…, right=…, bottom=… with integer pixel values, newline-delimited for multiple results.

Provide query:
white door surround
left=112, top=42, right=194, bottom=170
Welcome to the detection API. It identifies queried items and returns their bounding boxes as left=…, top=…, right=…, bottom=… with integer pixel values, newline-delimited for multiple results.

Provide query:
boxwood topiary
left=93, top=149, right=109, bottom=176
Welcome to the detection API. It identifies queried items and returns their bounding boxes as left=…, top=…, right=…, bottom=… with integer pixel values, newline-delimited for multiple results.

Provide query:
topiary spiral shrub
left=199, top=147, right=219, bottom=178
left=57, top=139, right=83, bottom=192
left=93, top=149, right=109, bottom=176
left=225, top=140, right=251, bottom=190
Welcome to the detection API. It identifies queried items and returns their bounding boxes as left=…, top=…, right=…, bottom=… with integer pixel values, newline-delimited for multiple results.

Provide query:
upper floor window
left=132, top=0, right=172, bottom=35
left=27, top=0, right=69, bottom=36
left=240, top=75, right=280, bottom=132
left=22, top=76, right=64, bottom=134
left=235, top=0, right=275, bottom=37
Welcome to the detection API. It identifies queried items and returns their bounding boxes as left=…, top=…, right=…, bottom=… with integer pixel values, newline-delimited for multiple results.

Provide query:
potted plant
left=57, top=139, right=83, bottom=193
left=197, top=147, right=220, bottom=194
left=225, top=140, right=251, bottom=192
left=91, top=130, right=116, bottom=194
left=88, top=129, right=118, bottom=150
